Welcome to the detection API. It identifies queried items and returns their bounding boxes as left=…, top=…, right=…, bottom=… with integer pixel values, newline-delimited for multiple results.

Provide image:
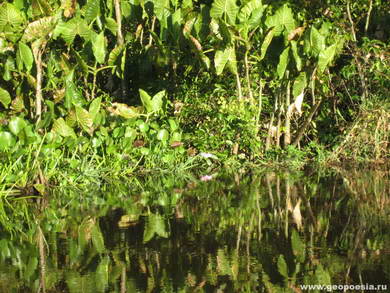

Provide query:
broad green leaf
left=292, top=72, right=307, bottom=98
left=265, top=4, right=296, bottom=36
left=65, top=81, right=86, bottom=108
left=22, top=16, right=57, bottom=42
left=95, top=256, right=109, bottom=292
left=91, top=224, right=105, bottom=253
left=31, top=0, right=52, bottom=17
left=25, top=256, right=38, bottom=279
left=157, top=129, right=169, bottom=141
left=150, top=0, right=170, bottom=23
left=277, top=47, right=290, bottom=79
left=0, top=132, right=16, bottom=150
left=318, top=44, right=337, bottom=73
left=0, top=87, right=11, bottom=108
left=8, top=117, right=27, bottom=135
left=17, top=42, right=34, bottom=72
left=238, top=0, right=264, bottom=24
left=52, top=118, right=76, bottom=138
left=84, top=0, right=100, bottom=23
left=305, top=27, right=325, bottom=57
left=89, top=97, right=101, bottom=121
left=214, top=46, right=237, bottom=75
left=277, top=255, right=288, bottom=278
left=143, top=213, right=168, bottom=243
left=151, top=90, right=165, bottom=112
left=11, top=96, right=25, bottom=112
left=92, top=32, right=106, bottom=64
left=108, top=103, right=141, bottom=119
left=291, top=228, right=305, bottom=262
left=139, top=89, right=153, bottom=113
left=290, top=40, right=302, bottom=71
left=54, top=18, right=91, bottom=45
left=75, top=106, right=93, bottom=134
left=210, top=0, right=238, bottom=25
left=259, top=28, right=274, bottom=61
left=0, top=3, right=24, bottom=27
left=105, top=17, right=118, bottom=35
left=108, top=45, right=124, bottom=66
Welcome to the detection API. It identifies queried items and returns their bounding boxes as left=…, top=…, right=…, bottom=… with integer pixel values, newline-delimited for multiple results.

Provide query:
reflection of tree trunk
left=285, top=176, right=290, bottom=237
left=265, top=173, right=274, bottom=208
left=121, top=265, right=126, bottom=293
left=38, top=225, right=46, bottom=293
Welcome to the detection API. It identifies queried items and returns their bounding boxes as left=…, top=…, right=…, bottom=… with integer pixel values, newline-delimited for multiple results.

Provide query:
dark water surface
left=0, top=168, right=389, bottom=292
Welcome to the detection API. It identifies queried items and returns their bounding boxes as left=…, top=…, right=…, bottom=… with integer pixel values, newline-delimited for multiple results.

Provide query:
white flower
left=200, top=175, right=213, bottom=182
left=199, top=152, right=218, bottom=159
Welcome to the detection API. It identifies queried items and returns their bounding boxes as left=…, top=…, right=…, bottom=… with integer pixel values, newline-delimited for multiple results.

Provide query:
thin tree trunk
left=114, top=0, right=127, bottom=98
left=292, top=98, right=323, bottom=146
left=244, top=50, right=253, bottom=99
left=284, top=79, right=291, bottom=146
left=34, top=48, right=44, bottom=123
left=235, top=71, right=243, bottom=100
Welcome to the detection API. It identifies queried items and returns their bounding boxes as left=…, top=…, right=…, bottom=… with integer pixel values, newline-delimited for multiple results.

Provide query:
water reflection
left=0, top=168, right=389, bottom=292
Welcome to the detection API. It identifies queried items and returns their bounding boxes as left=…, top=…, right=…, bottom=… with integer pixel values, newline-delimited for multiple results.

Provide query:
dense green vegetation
left=0, top=0, right=389, bottom=192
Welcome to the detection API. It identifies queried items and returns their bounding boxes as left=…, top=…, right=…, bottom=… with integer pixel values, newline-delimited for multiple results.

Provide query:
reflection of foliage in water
left=0, top=168, right=389, bottom=292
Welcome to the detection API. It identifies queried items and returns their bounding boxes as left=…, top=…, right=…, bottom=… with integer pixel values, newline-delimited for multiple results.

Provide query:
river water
left=0, top=167, right=389, bottom=292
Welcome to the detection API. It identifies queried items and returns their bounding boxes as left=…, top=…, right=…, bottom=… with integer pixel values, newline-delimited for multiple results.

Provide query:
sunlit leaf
left=265, top=4, right=296, bottom=36
left=75, top=106, right=93, bottom=134
left=0, top=87, right=11, bottom=108
left=139, top=89, right=153, bottom=113
left=89, top=97, right=101, bottom=122
left=292, top=72, right=307, bottom=99
left=157, top=129, right=169, bottom=141
left=210, top=0, right=238, bottom=25
left=84, top=0, right=100, bottom=23
left=290, top=40, right=301, bottom=71
left=92, top=32, right=106, bottom=64
left=17, top=42, right=34, bottom=72
left=107, top=103, right=142, bottom=119
left=259, top=28, right=275, bottom=61
left=52, top=118, right=76, bottom=138
left=0, top=3, right=24, bottom=28
left=305, top=26, right=325, bottom=57
left=277, top=47, right=290, bottom=79
left=214, top=46, right=237, bottom=75
left=22, top=16, right=57, bottom=42
left=8, top=116, right=27, bottom=135
left=0, top=131, right=15, bottom=150
left=318, top=44, right=337, bottom=73
left=11, top=96, right=25, bottom=112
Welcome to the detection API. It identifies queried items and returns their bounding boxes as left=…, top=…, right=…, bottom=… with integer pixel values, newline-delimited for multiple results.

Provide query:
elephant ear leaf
left=75, top=106, right=93, bottom=135
left=210, top=0, right=238, bottom=25
left=318, top=44, right=336, bottom=73
left=151, top=90, right=166, bottom=112
left=139, top=89, right=153, bottom=113
left=92, top=32, right=106, bottom=64
left=17, top=42, right=34, bottom=72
